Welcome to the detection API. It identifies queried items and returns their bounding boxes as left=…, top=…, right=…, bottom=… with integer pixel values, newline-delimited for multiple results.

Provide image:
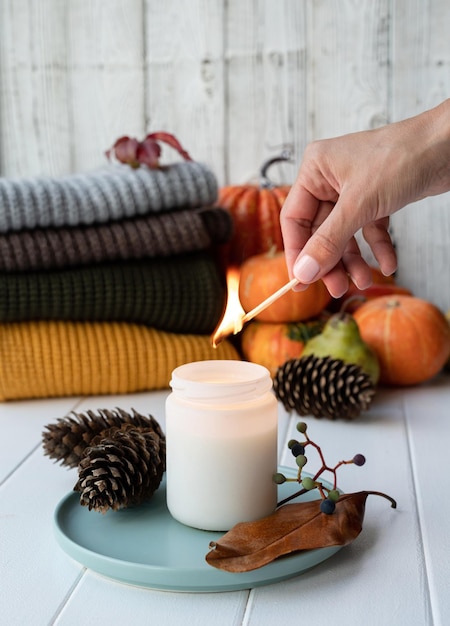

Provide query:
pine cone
left=273, top=354, right=376, bottom=420
left=74, top=423, right=166, bottom=513
left=42, top=407, right=164, bottom=468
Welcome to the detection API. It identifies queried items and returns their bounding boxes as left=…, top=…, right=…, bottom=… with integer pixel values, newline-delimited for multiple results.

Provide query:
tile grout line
left=0, top=441, right=43, bottom=488
left=240, top=408, right=295, bottom=626
left=47, top=568, right=87, bottom=625
left=402, top=393, right=435, bottom=626
left=241, top=589, right=256, bottom=626
left=0, top=397, right=85, bottom=488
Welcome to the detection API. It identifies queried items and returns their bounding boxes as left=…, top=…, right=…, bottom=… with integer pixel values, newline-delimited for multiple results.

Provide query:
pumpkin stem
left=260, top=149, right=292, bottom=189
left=340, top=295, right=367, bottom=314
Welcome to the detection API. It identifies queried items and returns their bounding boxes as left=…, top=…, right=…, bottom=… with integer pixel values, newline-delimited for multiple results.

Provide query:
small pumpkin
left=241, top=319, right=325, bottom=377
left=341, top=283, right=414, bottom=313
left=217, top=152, right=291, bottom=267
left=353, top=295, right=450, bottom=386
left=332, top=266, right=412, bottom=313
left=446, top=309, right=450, bottom=371
left=239, top=250, right=332, bottom=323
left=361, top=266, right=396, bottom=286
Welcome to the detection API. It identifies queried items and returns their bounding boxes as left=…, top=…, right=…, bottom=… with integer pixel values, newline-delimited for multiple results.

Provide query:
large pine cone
left=42, top=407, right=164, bottom=468
left=273, top=354, right=376, bottom=420
left=74, top=423, right=166, bottom=513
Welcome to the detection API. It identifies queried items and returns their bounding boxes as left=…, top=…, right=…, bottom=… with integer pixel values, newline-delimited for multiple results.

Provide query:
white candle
left=165, top=360, right=278, bottom=531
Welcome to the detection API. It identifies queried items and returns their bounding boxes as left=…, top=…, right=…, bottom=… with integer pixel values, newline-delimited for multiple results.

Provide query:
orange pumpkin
left=342, top=283, right=414, bottom=313
left=241, top=320, right=325, bottom=377
left=239, top=250, right=332, bottom=322
left=446, top=309, right=450, bottom=371
left=366, top=267, right=396, bottom=285
left=353, top=295, right=450, bottom=386
left=217, top=153, right=291, bottom=267
left=331, top=266, right=412, bottom=313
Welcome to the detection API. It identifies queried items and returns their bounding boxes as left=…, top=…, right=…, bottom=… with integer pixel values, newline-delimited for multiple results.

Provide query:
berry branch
left=274, top=421, right=386, bottom=514
left=207, top=421, right=397, bottom=573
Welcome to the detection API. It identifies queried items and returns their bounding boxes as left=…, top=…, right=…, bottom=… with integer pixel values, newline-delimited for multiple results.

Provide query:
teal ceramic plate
left=54, top=467, right=343, bottom=592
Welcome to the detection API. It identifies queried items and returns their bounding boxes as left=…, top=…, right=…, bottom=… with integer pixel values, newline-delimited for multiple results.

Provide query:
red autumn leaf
left=105, top=132, right=192, bottom=169
left=136, top=137, right=162, bottom=169
left=146, top=132, right=192, bottom=162
left=105, top=136, right=140, bottom=168
left=206, top=491, right=395, bottom=573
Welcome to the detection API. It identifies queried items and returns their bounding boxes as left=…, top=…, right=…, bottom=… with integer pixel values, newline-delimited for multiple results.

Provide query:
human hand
left=280, top=100, right=450, bottom=297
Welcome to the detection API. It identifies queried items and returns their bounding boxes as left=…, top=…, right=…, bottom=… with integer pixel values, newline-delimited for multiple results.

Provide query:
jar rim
left=169, top=360, right=273, bottom=400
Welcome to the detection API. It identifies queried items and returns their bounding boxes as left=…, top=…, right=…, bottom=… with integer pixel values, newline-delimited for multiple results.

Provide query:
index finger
left=280, top=184, right=321, bottom=279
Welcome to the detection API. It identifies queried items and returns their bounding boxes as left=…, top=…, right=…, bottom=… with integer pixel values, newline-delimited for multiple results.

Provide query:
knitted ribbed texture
left=0, top=253, right=226, bottom=334
left=0, top=161, right=218, bottom=233
left=0, top=321, right=239, bottom=401
left=0, top=206, right=233, bottom=272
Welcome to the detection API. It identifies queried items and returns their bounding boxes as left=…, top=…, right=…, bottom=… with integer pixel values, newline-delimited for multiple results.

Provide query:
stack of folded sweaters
left=0, top=161, right=239, bottom=401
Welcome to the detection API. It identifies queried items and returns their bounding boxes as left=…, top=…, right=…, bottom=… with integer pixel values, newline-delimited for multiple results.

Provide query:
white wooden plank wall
left=0, top=0, right=449, bottom=311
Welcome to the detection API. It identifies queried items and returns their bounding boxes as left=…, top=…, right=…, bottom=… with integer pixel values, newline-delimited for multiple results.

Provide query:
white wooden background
left=0, top=0, right=449, bottom=312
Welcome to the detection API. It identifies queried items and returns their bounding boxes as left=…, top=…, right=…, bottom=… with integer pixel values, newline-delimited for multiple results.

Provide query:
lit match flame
left=211, top=268, right=300, bottom=348
left=211, top=267, right=246, bottom=348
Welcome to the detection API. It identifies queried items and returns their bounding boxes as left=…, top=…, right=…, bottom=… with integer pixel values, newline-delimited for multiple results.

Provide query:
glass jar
left=165, top=360, right=278, bottom=531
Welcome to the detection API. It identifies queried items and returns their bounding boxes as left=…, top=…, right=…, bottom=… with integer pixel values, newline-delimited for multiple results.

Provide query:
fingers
left=280, top=184, right=322, bottom=280
left=319, top=264, right=350, bottom=298
left=340, top=236, right=374, bottom=289
left=290, top=199, right=365, bottom=282
left=306, top=236, right=374, bottom=299
left=362, top=218, right=398, bottom=276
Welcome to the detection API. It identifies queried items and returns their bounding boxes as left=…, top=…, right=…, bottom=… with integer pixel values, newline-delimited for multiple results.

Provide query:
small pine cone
left=74, top=423, right=166, bottom=513
left=42, top=407, right=164, bottom=468
left=273, top=354, right=376, bottom=420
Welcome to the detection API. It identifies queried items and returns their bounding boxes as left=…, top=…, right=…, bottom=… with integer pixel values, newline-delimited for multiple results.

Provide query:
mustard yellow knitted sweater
left=0, top=321, right=239, bottom=401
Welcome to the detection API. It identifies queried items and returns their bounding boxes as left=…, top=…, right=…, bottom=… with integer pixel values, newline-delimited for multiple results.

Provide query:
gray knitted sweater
left=0, top=161, right=218, bottom=233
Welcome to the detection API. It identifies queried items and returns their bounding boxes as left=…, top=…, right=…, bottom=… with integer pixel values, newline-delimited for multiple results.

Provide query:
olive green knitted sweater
left=0, top=252, right=226, bottom=334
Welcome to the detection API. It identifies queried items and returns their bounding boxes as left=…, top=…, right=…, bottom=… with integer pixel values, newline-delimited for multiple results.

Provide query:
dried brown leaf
left=206, top=491, right=370, bottom=573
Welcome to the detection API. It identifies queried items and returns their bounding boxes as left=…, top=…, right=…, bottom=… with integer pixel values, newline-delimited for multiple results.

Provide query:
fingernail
left=293, top=255, right=320, bottom=283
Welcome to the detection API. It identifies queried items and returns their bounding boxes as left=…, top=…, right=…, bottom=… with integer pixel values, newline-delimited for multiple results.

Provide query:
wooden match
left=211, top=277, right=299, bottom=346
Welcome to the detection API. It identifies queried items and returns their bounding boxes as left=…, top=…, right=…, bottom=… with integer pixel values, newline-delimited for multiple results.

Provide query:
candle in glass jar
left=165, top=360, right=278, bottom=531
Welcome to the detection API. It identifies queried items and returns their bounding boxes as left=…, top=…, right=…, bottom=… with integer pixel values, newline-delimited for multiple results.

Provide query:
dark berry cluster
left=273, top=421, right=366, bottom=514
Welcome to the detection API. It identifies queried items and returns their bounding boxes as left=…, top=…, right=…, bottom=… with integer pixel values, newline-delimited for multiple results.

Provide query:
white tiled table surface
left=2, top=376, right=449, bottom=626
